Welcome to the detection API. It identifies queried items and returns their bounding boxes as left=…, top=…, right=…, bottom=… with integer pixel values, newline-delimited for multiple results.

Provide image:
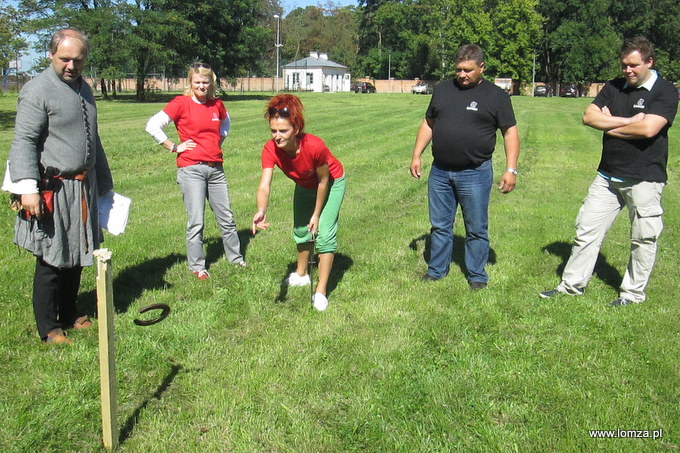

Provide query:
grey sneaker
left=611, top=297, right=639, bottom=307
left=539, top=288, right=583, bottom=298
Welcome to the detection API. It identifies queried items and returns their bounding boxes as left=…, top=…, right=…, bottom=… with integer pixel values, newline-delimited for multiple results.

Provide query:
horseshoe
left=133, top=303, right=170, bottom=326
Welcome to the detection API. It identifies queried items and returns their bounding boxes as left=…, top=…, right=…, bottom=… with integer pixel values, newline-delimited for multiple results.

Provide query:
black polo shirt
left=593, top=74, right=677, bottom=182
left=425, top=78, right=516, bottom=170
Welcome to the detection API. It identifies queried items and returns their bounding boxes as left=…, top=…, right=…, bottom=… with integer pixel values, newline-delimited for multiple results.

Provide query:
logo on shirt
left=466, top=101, right=479, bottom=112
left=212, top=113, right=220, bottom=121
left=633, top=98, right=646, bottom=109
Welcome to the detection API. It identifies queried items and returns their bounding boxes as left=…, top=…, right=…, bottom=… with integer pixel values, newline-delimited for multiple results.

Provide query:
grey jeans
left=177, top=164, right=243, bottom=271
left=558, top=174, right=665, bottom=301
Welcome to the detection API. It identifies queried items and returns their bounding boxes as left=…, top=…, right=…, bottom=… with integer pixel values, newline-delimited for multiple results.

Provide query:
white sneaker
left=312, top=292, right=328, bottom=311
left=287, top=272, right=311, bottom=287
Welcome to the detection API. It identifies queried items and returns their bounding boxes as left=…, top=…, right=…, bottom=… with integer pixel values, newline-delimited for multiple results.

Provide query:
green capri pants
left=292, top=174, right=346, bottom=253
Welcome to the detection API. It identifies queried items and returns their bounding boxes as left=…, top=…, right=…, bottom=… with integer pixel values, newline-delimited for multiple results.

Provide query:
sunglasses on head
left=191, top=62, right=211, bottom=70
left=268, top=107, right=290, bottom=118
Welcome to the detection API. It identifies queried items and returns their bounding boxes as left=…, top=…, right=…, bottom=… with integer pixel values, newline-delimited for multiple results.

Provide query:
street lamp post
left=274, top=14, right=281, bottom=92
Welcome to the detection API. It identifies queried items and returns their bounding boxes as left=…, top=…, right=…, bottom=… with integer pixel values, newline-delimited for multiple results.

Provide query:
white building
left=282, top=52, right=351, bottom=93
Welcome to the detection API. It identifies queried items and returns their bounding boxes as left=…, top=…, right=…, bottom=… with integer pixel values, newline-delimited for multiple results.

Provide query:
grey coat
left=8, top=65, right=113, bottom=268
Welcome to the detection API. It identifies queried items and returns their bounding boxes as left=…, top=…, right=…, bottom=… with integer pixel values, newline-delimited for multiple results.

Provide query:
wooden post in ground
left=94, top=248, right=119, bottom=450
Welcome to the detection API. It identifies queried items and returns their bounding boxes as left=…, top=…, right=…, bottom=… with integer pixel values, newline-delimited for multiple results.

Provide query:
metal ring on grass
left=133, top=303, right=170, bottom=326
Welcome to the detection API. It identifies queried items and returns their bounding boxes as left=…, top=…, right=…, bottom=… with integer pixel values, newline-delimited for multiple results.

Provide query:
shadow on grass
left=205, top=228, right=254, bottom=267
left=409, top=232, right=497, bottom=277
left=119, top=362, right=182, bottom=444
left=275, top=252, right=353, bottom=302
left=79, top=253, right=184, bottom=316
left=0, top=110, right=16, bottom=131
left=542, top=241, right=622, bottom=290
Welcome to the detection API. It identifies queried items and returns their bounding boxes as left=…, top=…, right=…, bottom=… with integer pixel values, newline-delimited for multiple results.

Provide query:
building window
left=293, top=73, right=299, bottom=85
left=307, top=72, right=313, bottom=85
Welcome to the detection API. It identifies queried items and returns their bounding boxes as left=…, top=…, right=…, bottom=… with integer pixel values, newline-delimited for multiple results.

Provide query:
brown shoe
left=72, top=316, right=93, bottom=330
left=45, top=328, right=73, bottom=345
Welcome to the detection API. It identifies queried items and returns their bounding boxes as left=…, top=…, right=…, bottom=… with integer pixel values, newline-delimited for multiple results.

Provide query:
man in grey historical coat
left=3, top=28, right=113, bottom=344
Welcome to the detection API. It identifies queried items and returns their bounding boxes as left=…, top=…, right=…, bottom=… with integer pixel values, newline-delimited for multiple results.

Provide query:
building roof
left=283, top=52, right=348, bottom=70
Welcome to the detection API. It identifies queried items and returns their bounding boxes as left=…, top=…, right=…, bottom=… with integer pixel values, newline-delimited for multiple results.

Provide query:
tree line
left=2, top=0, right=678, bottom=101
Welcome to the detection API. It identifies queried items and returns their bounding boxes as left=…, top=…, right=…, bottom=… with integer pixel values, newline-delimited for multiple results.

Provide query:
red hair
left=265, top=94, right=305, bottom=134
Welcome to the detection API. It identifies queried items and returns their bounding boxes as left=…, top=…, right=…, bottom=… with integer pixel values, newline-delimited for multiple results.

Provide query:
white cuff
left=2, top=161, right=39, bottom=194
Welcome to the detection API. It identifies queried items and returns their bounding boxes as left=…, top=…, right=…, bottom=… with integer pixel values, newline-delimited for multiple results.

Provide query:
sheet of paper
left=98, top=191, right=131, bottom=236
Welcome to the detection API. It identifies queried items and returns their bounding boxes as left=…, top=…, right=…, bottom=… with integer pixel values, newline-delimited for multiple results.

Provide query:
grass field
left=0, top=90, right=679, bottom=452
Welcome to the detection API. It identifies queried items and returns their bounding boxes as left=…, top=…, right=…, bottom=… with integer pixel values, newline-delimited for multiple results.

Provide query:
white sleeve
left=145, top=110, right=173, bottom=144
left=2, top=161, right=38, bottom=194
left=220, top=112, right=230, bottom=138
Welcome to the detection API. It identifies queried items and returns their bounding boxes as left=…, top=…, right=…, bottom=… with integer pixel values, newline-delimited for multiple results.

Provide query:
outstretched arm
left=252, top=167, right=274, bottom=234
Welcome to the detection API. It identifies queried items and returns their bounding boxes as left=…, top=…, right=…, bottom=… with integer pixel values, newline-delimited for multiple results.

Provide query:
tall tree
left=281, top=4, right=359, bottom=74
left=487, top=0, right=542, bottom=81
left=538, top=0, right=621, bottom=85
left=167, top=0, right=272, bottom=80
left=0, top=5, right=29, bottom=78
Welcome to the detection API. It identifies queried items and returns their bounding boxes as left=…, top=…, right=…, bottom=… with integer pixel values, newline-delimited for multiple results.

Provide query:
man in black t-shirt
left=410, top=44, right=520, bottom=290
left=540, top=37, right=678, bottom=306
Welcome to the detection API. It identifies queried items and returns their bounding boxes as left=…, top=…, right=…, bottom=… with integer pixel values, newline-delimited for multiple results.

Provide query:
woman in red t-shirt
left=252, top=94, right=346, bottom=311
left=145, top=63, right=245, bottom=279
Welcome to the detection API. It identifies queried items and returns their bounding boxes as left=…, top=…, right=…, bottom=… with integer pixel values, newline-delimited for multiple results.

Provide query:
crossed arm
left=582, top=104, right=668, bottom=139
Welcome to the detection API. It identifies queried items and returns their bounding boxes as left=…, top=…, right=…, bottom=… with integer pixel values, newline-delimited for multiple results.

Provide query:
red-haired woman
left=252, top=94, right=346, bottom=311
left=146, top=63, right=245, bottom=279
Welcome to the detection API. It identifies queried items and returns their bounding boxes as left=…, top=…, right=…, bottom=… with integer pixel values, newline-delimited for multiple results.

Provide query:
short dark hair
left=49, top=28, right=90, bottom=56
left=455, top=44, right=485, bottom=65
left=620, top=36, right=654, bottom=61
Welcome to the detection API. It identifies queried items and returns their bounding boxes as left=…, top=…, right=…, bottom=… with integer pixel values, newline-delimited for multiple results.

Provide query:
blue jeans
left=427, top=160, right=492, bottom=282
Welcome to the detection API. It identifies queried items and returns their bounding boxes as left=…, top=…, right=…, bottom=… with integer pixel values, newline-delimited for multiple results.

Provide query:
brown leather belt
left=55, top=171, right=89, bottom=226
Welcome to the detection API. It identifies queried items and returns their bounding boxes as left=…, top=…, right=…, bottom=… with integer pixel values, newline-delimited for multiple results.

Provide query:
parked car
left=559, top=83, right=578, bottom=97
left=533, top=85, right=552, bottom=97
left=351, top=81, right=376, bottom=93
left=411, top=82, right=433, bottom=94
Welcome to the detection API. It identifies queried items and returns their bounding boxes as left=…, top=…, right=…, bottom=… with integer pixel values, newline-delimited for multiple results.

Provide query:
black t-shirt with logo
left=425, top=78, right=516, bottom=170
left=593, top=76, right=677, bottom=182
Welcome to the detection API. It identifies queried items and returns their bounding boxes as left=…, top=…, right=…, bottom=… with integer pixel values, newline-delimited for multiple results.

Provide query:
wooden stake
left=95, top=248, right=119, bottom=450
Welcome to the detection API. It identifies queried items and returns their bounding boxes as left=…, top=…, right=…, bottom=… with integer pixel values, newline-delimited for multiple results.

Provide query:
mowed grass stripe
left=0, top=92, right=678, bottom=452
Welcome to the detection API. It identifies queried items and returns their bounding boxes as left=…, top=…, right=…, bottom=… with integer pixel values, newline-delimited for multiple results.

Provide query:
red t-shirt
left=163, top=95, right=227, bottom=167
left=261, top=134, right=344, bottom=189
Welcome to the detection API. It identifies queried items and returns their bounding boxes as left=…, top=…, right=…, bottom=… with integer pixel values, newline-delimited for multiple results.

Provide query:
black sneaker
left=469, top=281, right=487, bottom=291
left=421, top=273, right=439, bottom=282
left=611, top=297, right=638, bottom=307
left=539, top=289, right=561, bottom=299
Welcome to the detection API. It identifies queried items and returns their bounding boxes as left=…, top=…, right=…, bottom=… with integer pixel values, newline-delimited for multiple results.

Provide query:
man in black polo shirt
left=410, top=44, right=520, bottom=290
left=540, top=37, right=678, bottom=306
